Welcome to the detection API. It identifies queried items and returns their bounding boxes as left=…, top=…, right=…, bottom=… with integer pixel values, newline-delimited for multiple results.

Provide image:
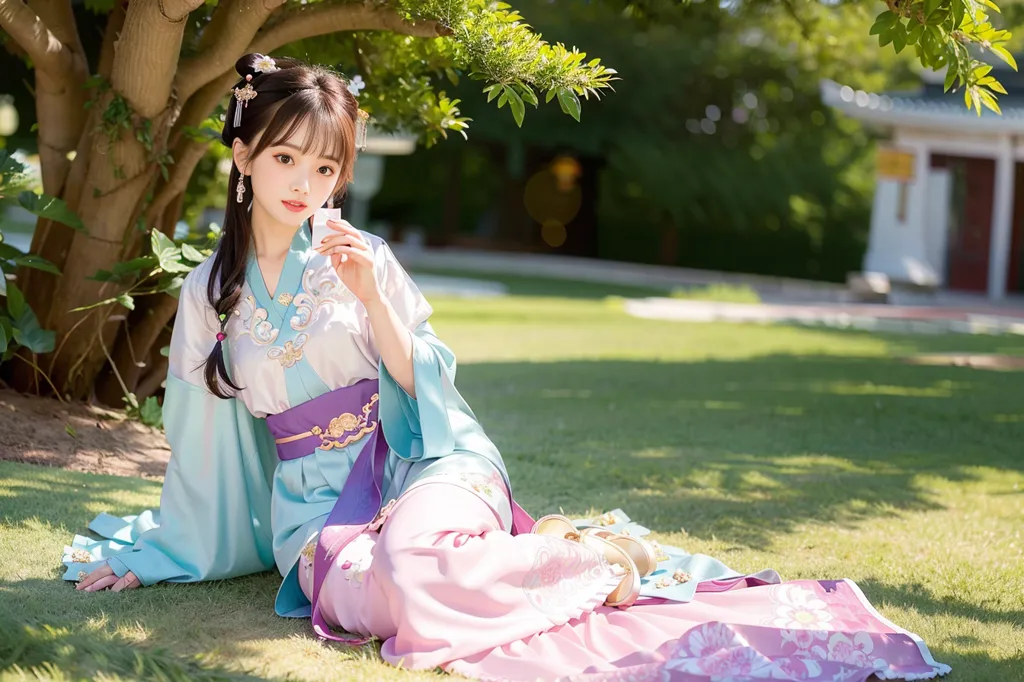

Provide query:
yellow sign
left=876, top=147, right=915, bottom=181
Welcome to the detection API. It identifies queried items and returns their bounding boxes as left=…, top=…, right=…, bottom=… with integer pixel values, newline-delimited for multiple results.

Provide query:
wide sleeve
left=372, top=237, right=433, bottom=331
left=377, top=321, right=506, bottom=476
left=61, top=264, right=277, bottom=585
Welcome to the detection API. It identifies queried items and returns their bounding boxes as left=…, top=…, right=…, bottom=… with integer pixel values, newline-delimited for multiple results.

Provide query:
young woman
left=65, top=54, right=949, bottom=682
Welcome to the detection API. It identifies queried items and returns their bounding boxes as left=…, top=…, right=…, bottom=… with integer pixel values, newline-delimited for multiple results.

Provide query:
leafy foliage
left=0, top=150, right=80, bottom=360
left=869, top=0, right=1016, bottom=114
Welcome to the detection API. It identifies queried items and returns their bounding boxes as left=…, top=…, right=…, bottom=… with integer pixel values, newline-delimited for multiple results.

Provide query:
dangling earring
left=236, top=173, right=246, bottom=204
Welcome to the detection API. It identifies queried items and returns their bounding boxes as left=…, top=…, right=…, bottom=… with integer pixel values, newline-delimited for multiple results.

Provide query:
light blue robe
left=62, top=226, right=513, bottom=617
left=62, top=226, right=767, bottom=609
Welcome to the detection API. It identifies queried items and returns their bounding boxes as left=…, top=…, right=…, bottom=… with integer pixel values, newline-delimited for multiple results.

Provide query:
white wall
left=923, top=168, right=951, bottom=286
left=863, top=142, right=940, bottom=286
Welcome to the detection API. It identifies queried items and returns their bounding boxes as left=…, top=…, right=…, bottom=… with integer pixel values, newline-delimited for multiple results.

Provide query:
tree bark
left=95, top=293, right=178, bottom=405
left=3, top=0, right=451, bottom=399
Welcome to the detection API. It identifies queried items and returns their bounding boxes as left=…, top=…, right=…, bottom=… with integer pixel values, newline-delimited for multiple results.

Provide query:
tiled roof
left=820, top=79, right=1024, bottom=131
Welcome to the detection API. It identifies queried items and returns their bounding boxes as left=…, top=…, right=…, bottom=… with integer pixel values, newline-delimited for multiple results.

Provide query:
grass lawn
left=2, top=279, right=1023, bottom=681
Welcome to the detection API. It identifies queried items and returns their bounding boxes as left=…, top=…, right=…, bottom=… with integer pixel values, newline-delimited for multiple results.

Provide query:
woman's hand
left=76, top=563, right=142, bottom=592
left=314, top=219, right=382, bottom=305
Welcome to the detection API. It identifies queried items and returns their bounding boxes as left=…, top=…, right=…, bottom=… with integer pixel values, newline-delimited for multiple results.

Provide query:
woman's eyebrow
left=274, top=142, right=339, bottom=163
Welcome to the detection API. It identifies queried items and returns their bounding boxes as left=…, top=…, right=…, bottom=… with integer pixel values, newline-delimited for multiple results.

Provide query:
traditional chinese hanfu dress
left=63, top=224, right=950, bottom=682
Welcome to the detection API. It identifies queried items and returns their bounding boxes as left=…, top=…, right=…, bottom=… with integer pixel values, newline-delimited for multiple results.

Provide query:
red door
left=944, top=157, right=994, bottom=292
left=1008, top=163, right=1024, bottom=293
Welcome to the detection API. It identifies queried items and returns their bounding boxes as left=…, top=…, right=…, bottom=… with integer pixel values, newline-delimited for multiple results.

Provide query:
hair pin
left=355, top=109, right=369, bottom=152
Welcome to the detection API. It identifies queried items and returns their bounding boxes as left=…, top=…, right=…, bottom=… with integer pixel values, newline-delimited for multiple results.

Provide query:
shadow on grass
left=0, top=328, right=1021, bottom=679
left=2, top=345, right=1021, bottom=547
left=0, top=580, right=286, bottom=680
left=855, top=579, right=1024, bottom=680
left=457, top=352, right=1023, bottom=546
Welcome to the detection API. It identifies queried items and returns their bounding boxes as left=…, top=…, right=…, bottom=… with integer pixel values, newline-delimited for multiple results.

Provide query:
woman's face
left=233, top=117, right=342, bottom=230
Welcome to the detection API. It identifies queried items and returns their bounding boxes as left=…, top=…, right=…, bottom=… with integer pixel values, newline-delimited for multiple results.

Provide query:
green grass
left=3, top=289, right=1024, bottom=680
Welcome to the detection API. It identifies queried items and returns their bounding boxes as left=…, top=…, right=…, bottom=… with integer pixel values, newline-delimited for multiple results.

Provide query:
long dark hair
left=204, top=53, right=360, bottom=398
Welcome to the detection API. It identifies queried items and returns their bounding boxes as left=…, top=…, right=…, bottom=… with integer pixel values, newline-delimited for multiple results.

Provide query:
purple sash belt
left=266, top=378, right=535, bottom=646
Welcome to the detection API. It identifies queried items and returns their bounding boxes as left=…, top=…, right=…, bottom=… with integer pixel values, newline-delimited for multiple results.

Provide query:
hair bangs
left=256, top=94, right=348, bottom=167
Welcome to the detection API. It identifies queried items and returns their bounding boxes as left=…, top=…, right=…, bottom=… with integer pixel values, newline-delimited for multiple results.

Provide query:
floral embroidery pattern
left=291, top=265, right=354, bottom=332
left=236, top=295, right=279, bottom=346
left=277, top=292, right=294, bottom=306
left=522, top=536, right=614, bottom=619
left=267, top=334, right=308, bottom=368
left=771, top=583, right=835, bottom=630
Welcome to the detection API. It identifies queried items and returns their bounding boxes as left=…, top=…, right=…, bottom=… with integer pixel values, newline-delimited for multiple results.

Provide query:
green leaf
left=6, top=280, right=27, bottom=319
left=0, top=244, right=25, bottom=261
left=0, top=319, right=8, bottom=354
left=158, top=274, right=186, bottom=297
left=65, top=423, right=77, bottom=438
left=14, top=255, right=61, bottom=275
left=180, top=243, right=206, bottom=263
left=991, top=46, right=1018, bottom=70
left=17, top=192, right=85, bottom=232
left=505, top=86, right=526, bottom=127
left=557, top=88, right=582, bottom=122
left=139, top=396, right=163, bottom=428
left=518, top=84, right=539, bottom=107
left=151, top=230, right=191, bottom=273
left=907, top=24, right=924, bottom=45
left=5, top=282, right=55, bottom=353
left=497, top=91, right=508, bottom=109
left=945, top=66, right=958, bottom=92
left=116, top=293, right=135, bottom=310
left=978, top=88, right=1001, bottom=114
left=893, top=24, right=908, bottom=53
left=484, top=85, right=501, bottom=103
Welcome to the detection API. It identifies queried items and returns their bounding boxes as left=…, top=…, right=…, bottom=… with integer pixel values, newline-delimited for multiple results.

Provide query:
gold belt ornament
left=275, top=393, right=379, bottom=451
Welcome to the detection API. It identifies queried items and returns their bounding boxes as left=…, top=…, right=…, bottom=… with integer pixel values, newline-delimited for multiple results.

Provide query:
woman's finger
left=111, top=571, right=140, bottom=592
left=326, top=220, right=366, bottom=242
left=84, top=574, right=119, bottom=592
left=327, top=245, right=372, bottom=264
left=76, top=563, right=113, bottom=590
left=316, top=237, right=369, bottom=255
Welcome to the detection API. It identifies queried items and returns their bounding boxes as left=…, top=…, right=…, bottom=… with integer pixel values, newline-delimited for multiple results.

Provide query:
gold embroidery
left=71, top=549, right=92, bottom=563
left=301, top=539, right=317, bottom=562
left=236, top=295, right=279, bottom=346
left=267, top=334, right=307, bottom=368
left=291, top=265, right=354, bottom=332
left=77, top=571, right=88, bottom=582
left=277, top=292, right=294, bottom=306
left=274, top=394, right=379, bottom=451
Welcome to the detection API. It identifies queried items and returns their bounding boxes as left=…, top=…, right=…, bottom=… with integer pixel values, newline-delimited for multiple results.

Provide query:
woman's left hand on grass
left=315, top=219, right=381, bottom=304
left=76, top=563, right=141, bottom=592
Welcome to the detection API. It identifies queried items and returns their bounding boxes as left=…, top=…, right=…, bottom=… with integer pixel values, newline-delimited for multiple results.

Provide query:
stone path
left=624, top=298, right=1024, bottom=336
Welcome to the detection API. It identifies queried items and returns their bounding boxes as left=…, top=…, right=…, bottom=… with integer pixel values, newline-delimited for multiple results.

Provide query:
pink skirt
left=298, top=476, right=948, bottom=682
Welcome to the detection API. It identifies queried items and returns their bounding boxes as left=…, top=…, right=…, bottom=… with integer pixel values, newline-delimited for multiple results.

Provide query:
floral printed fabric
left=545, top=580, right=949, bottom=682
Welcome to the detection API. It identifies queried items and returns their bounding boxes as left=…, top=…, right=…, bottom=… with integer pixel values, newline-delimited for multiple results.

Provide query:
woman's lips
left=282, top=200, right=307, bottom=212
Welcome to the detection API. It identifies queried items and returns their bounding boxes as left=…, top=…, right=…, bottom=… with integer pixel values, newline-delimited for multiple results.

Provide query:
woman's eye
left=319, top=166, right=335, bottom=176
left=275, top=154, right=293, bottom=164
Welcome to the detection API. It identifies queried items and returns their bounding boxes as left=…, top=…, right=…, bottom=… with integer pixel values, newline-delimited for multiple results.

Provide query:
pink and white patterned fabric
left=306, top=482, right=949, bottom=682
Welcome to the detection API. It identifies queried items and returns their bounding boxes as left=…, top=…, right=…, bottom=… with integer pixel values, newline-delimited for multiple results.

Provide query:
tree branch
left=97, top=1, right=127, bottom=80
left=174, top=0, right=286, bottom=104
left=250, top=1, right=450, bottom=56
left=0, top=0, right=77, bottom=78
left=145, top=136, right=210, bottom=224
